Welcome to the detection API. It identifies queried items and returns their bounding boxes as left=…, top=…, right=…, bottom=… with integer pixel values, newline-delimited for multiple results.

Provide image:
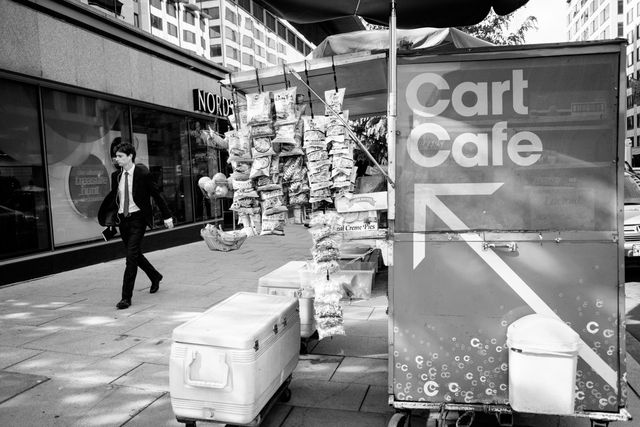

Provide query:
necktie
left=123, top=171, right=130, bottom=217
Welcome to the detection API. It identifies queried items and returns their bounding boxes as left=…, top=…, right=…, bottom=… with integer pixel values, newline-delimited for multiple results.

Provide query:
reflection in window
left=42, top=88, right=131, bottom=246
left=188, top=119, right=229, bottom=222
left=0, top=79, right=51, bottom=260
left=131, top=107, right=190, bottom=227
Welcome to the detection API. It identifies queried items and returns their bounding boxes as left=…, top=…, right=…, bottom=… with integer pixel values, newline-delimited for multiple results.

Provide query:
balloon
left=198, top=176, right=212, bottom=190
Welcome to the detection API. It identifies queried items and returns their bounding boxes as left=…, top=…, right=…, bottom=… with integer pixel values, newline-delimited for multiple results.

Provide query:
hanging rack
left=282, top=63, right=290, bottom=89
left=254, top=68, right=262, bottom=93
left=331, top=56, right=339, bottom=93
left=303, top=60, right=314, bottom=118
left=287, top=67, right=394, bottom=188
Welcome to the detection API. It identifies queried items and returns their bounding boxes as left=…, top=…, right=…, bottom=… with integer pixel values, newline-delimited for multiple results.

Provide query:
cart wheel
left=388, top=412, right=410, bottom=427
left=279, top=387, right=292, bottom=402
left=185, top=422, right=196, bottom=427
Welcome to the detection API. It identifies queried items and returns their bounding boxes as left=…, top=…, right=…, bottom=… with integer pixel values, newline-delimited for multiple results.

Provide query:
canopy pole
left=287, top=68, right=395, bottom=188
left=387, top=0, right=397, bottom=220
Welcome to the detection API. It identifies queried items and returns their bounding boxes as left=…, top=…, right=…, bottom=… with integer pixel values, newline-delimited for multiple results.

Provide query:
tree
left=352, top=11, right=538, bottom=169
left=457, top=11, right=537, bottom=45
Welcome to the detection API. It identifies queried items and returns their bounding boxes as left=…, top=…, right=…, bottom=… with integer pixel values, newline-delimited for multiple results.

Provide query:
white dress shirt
left=118, top=165, right=140, bottom=214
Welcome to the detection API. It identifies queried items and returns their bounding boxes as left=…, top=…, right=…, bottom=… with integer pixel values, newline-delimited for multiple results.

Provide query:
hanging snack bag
left=261, top=211, right=286, bottom=236
left=274, top=87, right=298, bottom=125
left=230, top=160, right=252, bottom=181
left=252, top=136, right=277, bottom=158
left=324, top=88, right=346, bottom=116
left=261, top=188, right=288, bottom=215
left=226, top=130, right=252, bottom=162
left=251, top=121, right=275, bottom=138
left=282, top=156, right=304, bottom=182
left=325, top=111, right=349, bottom=143
left=249, top=156, right=272, bottom=180
left=303, top=115, right=326, bottom=145
left=246, top=91, right=272, bottom=125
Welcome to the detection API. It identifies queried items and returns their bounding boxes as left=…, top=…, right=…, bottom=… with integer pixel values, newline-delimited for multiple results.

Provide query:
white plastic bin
left=506, top=314, right=580, bottom=415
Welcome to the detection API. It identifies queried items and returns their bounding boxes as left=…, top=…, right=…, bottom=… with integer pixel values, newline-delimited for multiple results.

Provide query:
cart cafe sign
left=406, top=69, right=542, bottom=168
left=193, top=89, right=233, bottom=117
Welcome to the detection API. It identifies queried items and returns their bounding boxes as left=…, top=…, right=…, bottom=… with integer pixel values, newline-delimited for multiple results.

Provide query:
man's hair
left=115, top=142, right=136, bottom=161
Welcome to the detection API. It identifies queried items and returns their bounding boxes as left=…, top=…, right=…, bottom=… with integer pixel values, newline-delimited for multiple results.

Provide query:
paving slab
left=0, top=370, right=48, bottom=404
left=111, top=362, right=169, bottom=392
left=0, top=323, right=60, bottom=346
left=287, top=377, right=368, bottom=411
left=22, top=329, right=144, bottom=358
left=293, top=354, right=342, bottom=381
left=281, top=406, right=389, bottom=427
left=311, top=335, right=388, bottom=359
left=360, top=385, right=394, bottom=414
left=0, top=346, right=42, bottom=369
left=0, top=305, right=73, bottom=326
left=112, top=336, right=173, bottom=365
left=7, top=351, right=140, bottom=384
left=331, top=356, right=387, bottom=387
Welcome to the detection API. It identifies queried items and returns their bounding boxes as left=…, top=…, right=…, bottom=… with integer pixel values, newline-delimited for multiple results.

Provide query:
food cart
left=226, top=29, right=631, bottom=426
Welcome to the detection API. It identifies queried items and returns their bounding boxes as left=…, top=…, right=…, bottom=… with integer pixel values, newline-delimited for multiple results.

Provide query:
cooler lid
left=258, top=261, right=307, bottom=289
left=506, top=313, right=580, bottom=354
left=172, top=292, right=298, bottom=349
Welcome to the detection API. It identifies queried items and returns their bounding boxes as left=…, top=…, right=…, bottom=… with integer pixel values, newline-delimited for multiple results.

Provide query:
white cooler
left=258, top=261, right=316, bottom=339
left=169, top=292, right=300, bottom=426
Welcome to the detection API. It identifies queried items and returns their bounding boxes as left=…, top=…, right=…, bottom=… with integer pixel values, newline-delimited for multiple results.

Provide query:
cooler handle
left=184, top=349, right=229, bottom=389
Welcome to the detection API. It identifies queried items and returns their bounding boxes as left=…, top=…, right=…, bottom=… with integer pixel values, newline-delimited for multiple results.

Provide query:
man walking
left=103, top=142, right=174, bottom=309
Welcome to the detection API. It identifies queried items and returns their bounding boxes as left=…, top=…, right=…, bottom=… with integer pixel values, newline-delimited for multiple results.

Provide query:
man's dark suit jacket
left=98, top=164, right=172, bottom=228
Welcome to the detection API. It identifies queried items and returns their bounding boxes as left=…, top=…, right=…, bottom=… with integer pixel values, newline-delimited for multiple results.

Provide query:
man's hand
left=164, top=218, right=174, bottom=229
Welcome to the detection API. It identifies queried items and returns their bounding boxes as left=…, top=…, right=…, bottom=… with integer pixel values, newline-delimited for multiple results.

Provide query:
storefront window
left=0, top=79, right=51, bottom=260
left=42, top=89, right=131, bottom=246
left=131, top=107, right=190, bottom=227
left=188, top=118, right=229, bottom=222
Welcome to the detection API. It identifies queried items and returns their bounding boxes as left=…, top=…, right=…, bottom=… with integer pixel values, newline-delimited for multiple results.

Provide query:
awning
left=254, top=0, right=529, bottom=29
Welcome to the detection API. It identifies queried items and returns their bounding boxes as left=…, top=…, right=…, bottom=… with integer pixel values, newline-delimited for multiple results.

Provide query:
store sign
left=193, top=89, right=233, bottom=117
left=68, top=154, right=110, bottom=218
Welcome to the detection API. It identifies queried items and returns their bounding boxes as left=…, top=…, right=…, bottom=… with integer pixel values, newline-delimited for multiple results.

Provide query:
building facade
left=83, top=0, right=314, bottom=72
left=567, top=0, right=640, bottom=165
left=0, top=0, right=235, bottom=285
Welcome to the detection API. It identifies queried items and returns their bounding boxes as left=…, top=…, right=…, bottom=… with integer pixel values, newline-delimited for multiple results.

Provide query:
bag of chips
left=324, top=88, right=345, bottom=115
left=251, top=136, right=277, bottom=158
left=274, top=87, right=297, bottom=125
left=246, top=92, right=272, bottom=125
left=226, top=130, right=252, bottom=161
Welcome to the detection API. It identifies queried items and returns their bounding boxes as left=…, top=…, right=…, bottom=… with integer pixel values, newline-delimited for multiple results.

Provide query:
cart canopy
left=310, top=27, right=493, bottom=58
left=226, top=28, right=489, bottom=119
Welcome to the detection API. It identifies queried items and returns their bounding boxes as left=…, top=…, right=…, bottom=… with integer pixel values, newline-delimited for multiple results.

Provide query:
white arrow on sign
left=413, top=183, right=618, bottom=392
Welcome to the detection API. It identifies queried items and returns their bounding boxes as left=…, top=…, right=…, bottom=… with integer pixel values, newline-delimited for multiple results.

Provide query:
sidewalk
left=0, top=225, right=639, bottom=426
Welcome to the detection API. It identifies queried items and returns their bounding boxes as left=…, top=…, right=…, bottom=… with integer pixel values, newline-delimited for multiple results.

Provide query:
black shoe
left=150, top=274, right=162, bottom=294
left=116, top=299, right=131, bottom=309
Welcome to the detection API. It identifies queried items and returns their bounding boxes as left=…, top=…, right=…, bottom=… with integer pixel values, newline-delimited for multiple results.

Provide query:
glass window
left=265, top=12, right=276, bottom=31
left=267, top=52, right=276, bottom=64
left=267, top=37, right=275, bottom=49
left=166, top=2, right=176, bottom=17
left=183, top=30, right=196, bottom=43
left=226, top=45, right=239, bottom=60
left=242, top=35, right=253, bottom=48
left=226, top=28, right=238, bottom=43
left=131, top=108, right=190, bottom=226
left=42, top=88, right=131, bottom=247
left=245, top=18, right=253, bottom=31
left=184, top=10, right=195, bottom=25
left=242, top=52, right=254, bottom=66
left=277, top=43, right=286, bottom=54
left=287, top=29, right=295, bottom=46
left=628, top=115, right=635, bottom=130
left=254, top=28, right=264, bottom=42
left=209, top=25, right=220, bottom=38
left=203, top=7, right=219, bottom=19
left=200, top=17, right=206, bottom=31
left=252, top=3, right=264, bottom=22
left=210, top=45, right=222, bottom=57
left=151, top=14, right=163, bottom=30
left=0, top=79, right=51, bottom=260
left=225, top=8, right=236, bottom=24
left=188, top=119, right=228, bottom=222
left=238, top=0, right=250, bottom=12
left=277, top=22, right=286, bottom=38
left=295, top=37, right=304, bottom=52
left=168, top=22, right=177, bottom=37
left=150, top=0, right=161, bottom=9
left=134, top=13, right=139, bottom=28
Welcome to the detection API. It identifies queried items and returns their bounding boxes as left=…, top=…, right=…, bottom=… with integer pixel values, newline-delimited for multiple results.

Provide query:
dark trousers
left=118, top=212, right=161, bottom=301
